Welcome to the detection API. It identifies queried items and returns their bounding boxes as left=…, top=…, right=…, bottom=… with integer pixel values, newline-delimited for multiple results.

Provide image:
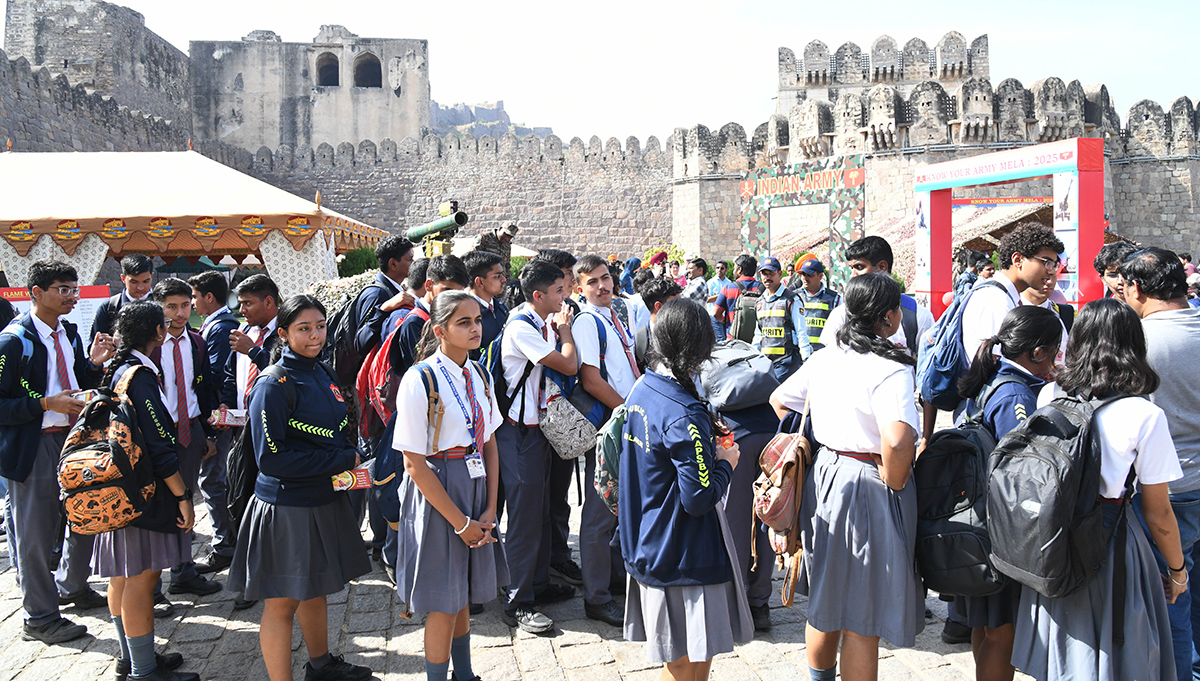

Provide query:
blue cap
left=800, top=259, right=825, bottom=274
left=759, top=256, right=782, bottom=272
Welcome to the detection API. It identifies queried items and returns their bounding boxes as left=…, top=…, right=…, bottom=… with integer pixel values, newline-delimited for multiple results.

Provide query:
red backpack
left=356, top=307, right=430, bottom=438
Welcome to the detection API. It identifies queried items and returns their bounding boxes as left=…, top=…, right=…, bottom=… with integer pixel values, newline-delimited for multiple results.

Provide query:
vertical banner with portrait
left=914, top=191, right=932, bottom=294
left=1052, top=171, right=1080, bottom=303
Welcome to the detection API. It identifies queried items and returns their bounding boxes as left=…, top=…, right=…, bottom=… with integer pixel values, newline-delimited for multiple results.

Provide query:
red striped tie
left=462, top=366, right=486, bottom=453
left=173, top=336, right=191, bottom=448
left=610, top=309, right=640, bottom=378
left=51, top=331, right=75, bottom=424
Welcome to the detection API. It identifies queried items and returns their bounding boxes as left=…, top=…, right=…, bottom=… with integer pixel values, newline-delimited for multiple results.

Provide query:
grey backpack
left=699, top=340, right=780, bottom=411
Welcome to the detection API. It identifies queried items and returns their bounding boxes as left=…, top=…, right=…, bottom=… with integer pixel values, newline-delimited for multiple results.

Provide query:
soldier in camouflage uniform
left=474, top=223, right=520, bottom=276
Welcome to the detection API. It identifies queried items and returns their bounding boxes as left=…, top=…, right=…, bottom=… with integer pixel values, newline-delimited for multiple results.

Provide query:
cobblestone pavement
left=0, top=496, right=1032, bottom=681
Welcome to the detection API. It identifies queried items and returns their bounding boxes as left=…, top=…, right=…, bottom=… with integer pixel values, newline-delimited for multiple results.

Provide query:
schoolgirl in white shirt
left=392, top=290, right=508, bottom=681
left=770, top=272, right=923, bottom=681
left=1017, top=298, right=1186, bottom=681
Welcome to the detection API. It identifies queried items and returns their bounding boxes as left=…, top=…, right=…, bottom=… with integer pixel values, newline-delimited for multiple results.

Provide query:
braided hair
left=101, top=301, right=165, bottom=387
left=834, top=272, right=916, bottom=367
left=646, top=297, right=722, bottom=430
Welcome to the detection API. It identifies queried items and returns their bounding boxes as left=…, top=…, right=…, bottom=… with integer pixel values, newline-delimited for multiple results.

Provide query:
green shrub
left=338, top=247, right=376, bottom=278
left=508, top=255, right=530, bottom=279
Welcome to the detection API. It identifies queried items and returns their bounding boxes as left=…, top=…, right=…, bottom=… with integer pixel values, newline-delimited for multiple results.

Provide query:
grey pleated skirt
left=798, top=448, right=925, bottom=647
left=953, top=581, right=1020, bottom=630
left=227, top=494, right=371, bottom=601
left=624, top=502, right=753, bottom=664
left=395, top=455, right=509, bottom=615
left=92, top=525, right=190, bottom=578
left=1010, top=505, right=1176, bottom=681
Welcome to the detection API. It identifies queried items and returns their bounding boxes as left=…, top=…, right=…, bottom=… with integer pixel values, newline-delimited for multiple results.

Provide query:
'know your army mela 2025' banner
left=739, top=156, right=866, bottom=290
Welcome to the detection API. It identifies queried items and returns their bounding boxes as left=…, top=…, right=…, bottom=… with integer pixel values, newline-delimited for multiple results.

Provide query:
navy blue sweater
left=351, top=274, right=401, bottom=356
left=0, top=314, right=103, bottom=482
left=112, top=360, right=183, bottom=534
left=249, top=348, right=357, bottom=507
left=619, top=370, right=735, bottom=587
left=962, top=361, right=1045, bottom=439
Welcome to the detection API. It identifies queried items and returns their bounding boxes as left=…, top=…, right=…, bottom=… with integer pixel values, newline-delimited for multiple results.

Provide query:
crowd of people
left=2, top=221, right=1200, bottom=681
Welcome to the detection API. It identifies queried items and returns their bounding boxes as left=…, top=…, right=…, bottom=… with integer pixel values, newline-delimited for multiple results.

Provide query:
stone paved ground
left=0, top=492, right=1033, bottom=681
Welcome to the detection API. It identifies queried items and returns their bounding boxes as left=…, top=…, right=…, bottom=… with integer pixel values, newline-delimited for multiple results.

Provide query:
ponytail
left=958, top=305, right=1063, bottom=400
left=957, top=336, right=1001, bottom=400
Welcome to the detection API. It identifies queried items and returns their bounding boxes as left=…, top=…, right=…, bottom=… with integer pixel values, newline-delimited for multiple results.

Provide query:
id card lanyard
left=435, top=358, right=487, bottom=479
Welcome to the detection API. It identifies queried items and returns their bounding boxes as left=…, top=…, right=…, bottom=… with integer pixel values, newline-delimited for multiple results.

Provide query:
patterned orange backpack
left=58, top=365, right=157, bottom=535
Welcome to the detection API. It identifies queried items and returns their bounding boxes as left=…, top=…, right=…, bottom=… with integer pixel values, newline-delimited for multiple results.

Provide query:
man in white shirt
left=496, top=260, right=578, bottom=634
left=571, top=255, right=639, bottom=628
left=152, top=279, right=222, bottom=600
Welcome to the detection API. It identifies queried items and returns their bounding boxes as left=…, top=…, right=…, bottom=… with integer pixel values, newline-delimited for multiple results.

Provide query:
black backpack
left=325, top=283, right=387, bottom=386
left=914, top=375, right=1020, bottom=597
left=987, top=393, right=1137, bottom=600
left=226, top=362, right=339, bottom=524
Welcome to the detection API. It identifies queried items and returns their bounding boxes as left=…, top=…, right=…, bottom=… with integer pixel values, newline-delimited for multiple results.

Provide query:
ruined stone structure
left=777, top=33, right=989, bottom=118
left=190, top=25, right=430, bottom=150
left=4, top=0, right=189, bottom=123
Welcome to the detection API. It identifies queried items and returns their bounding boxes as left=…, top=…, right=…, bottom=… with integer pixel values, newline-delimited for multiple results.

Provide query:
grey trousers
left=496, top=422, right=553, bottom=607
left=548, top=454, right=576, bottom=565
left=6, top=431, right=96, bottom=626
left=724, top=430, right=776, bottom=608
left=169, top=419, right=206, bottom=583
left=199, top=427, right=235, bottom=558
left=581, top=447, right=622, bottom=606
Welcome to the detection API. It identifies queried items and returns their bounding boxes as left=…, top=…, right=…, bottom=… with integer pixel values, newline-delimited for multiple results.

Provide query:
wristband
left=1169, top=562, right=1186, bottom=573
left=454, top=516, right=471, bottom=535
left=174, top=488, right=192, bottom=503
left=39, top=397, right=47, bottom=411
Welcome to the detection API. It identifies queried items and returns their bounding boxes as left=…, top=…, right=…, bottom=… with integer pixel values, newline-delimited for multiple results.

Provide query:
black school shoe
left=168, top=575, right=222, bottom=596
left=584, top=600, right=623, bottom=627
left=115, top=652, right=184, bottom=681
left=303, top=654, right=372, bottom=681
left=193, top=553, right=233, bottom=575
left=941, top=618, right=972, bottom=645
left=549, top=560, right=583, bottom=586
left=59, top=588, right=108, bottom=610
left=749, top=604, right=771, bottom=632
left=502, top=605, right=554, bottom=634
left=153, top=593, right=176, bottom=618
left=532, top=583, right=574, bottom=605
left=128, top=669, right=198, bottom=681
left=22, top=616, right=87, bottom=643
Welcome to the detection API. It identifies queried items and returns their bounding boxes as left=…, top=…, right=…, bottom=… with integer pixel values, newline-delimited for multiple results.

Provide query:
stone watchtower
left=189, top=25, right=431, bottom=151
left=777, top=32, right=989, bottom=117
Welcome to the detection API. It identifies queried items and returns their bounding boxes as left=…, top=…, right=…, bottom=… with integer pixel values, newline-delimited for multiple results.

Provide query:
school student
left=1092, top=241, right=1138, bottom=301
left=187, top=271, right=239, bottom=576
left=496, top=260, right=578, bottom=633
left=94, top=302, right=197, bottom=681
left=150, top=279, right=222, bottom=599
left=90, top=253, right=153, bottom=344
left=218, top=274, right=281, bottom=611
left=771, top=273, right=925, bottom=681
left=227, top=295, right=373, bottom=681
left=572, top=255, right=639, bottom=627
left=625, top=268, right=656, bottom=335
left=390, top=256, right=470, bottom=385
left=0, top=260, right=115, bottom=643
left=1014, top=299, right=1185, bottom=681
left=393, top=290, right=508, bottom=681
left=751, top=256, right=811, bottom=382
left=1019, top=280, right=1070, bottom=365
left=620, top=298, right=751, bottom=679
left=351, top=235, right=415, bottom=359
left=952, top=306, right=1062, bottom=681
left=632, top=276, right=681, bottom=372
left=462, top=250, right=510, bottom=359
left=1120, top=248, right=1200, bottom=681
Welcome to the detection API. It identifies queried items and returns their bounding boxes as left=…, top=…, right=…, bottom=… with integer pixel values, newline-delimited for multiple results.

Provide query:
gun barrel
left=404, top=212, right=468, bottom=242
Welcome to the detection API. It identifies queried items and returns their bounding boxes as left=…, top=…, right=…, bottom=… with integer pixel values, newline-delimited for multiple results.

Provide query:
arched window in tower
left=316, top=52, right=339, bottom=86
left=354, top=53, right=382, bottom=88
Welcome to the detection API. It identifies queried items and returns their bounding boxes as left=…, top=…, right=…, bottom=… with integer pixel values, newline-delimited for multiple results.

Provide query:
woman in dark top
left=619, top=298, right=750, bottom=680
left=953, top=305, right=1061, bottom=681
left=93, top=302, right=196, bottom=681
left=226, top=295, right=371, bottom=681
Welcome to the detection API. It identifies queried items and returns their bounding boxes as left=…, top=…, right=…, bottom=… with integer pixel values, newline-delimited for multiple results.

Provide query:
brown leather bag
left=752, top=396, right=812, bottom=607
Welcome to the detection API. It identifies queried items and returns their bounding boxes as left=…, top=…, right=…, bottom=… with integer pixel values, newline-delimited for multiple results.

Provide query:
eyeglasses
left=50, top=286, right=80, bottom=297
left=1027, top=255, right=1060, bottom=270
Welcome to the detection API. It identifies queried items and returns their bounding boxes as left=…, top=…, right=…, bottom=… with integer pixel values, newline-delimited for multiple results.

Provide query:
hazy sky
left=4, top=0, right=1197, bottom=144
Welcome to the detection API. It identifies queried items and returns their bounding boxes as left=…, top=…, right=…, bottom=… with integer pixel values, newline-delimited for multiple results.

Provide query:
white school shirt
left=30, top=313, right=79, bottom=429
left=1036, top=385, right=1183, bottom=498
left=392, top=350, right=502, bottom=455
left=500, top=304, right=556, bottom=426
left=626, top=294, right=650, bottom=333
left=574, top=302, right=638, bottom=400
left=960, top=271, right=1021, bottom=363
left=817, top=299, right=935, bottom=358
left=772, top=344, right=919, bottom=455
left=234, top=318, right=277, bottom=409
left=160, top=332, right=201, bottom=423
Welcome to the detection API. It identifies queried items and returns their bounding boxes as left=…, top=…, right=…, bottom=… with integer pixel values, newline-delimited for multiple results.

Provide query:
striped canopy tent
left=0, top=150, right=388, bottom=295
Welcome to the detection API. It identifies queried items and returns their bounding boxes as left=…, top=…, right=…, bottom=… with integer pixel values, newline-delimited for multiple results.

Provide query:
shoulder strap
left=899, top=294, right=918, bottom=351
left=114, top=363, right=153, bottom=396
left=469, top=359, right=492, bottom=399
left=258, top=365, right=296, bottom=414
left=575, top=310, right=609, bottom=380
left=974, top=374, right=1025, bottom=412
left=1, top=321, right=36, bottom=371
left=412, top=307, right=430, bottom=323
left=415, top=362, right=444, bottom=453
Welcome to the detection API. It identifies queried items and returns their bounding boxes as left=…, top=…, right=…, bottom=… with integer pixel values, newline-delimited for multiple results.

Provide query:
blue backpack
left=916, top=280, right=1014, bottom=411
left=481, top=313, right=540, bottom=419
left=371, top=360, right=491, bottom=528
left=545, top=310, right=609, bottom=428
